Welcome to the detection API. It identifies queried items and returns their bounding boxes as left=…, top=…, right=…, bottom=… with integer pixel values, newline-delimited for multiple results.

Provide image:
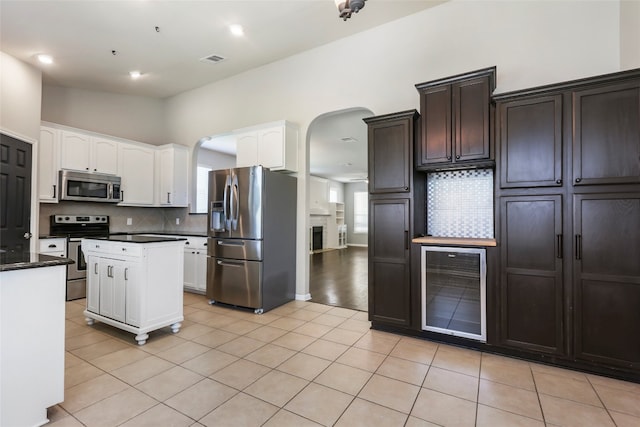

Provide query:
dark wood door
left=365, top=111, right=415, bottom=194
left=453, top=76, right=491, bottom=162
left=572, top=80, right=640, bottom=186
left=573, top=193, right=640, bottom=369
left=369, top=198, right=411, bottom=326
left=499, top=195, right=564, bottom=355
left=0, top=134, right=32, bottom=252
left=499, top=95, right=563, bottom=188
left=0, top=133, right=32, bottom=252
left=419, top=84, right=452, bottom=165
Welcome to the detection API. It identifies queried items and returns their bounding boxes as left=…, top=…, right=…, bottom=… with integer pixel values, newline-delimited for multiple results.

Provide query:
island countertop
left=85, top=235, right=188, bottom=244
left=0, top=252, right=74, bottom=272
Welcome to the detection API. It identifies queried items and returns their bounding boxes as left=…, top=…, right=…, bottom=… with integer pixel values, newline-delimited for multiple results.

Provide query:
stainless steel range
left=50, top=215, right=110, bottom=301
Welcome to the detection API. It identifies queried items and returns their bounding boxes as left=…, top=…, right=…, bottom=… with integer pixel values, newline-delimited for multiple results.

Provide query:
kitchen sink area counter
left=1, top=253, right=72, bottom=427
left=82, top=237, right=185, bottom=345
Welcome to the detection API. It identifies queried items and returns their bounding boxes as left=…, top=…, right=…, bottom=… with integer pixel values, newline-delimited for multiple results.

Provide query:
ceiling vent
left=200, top=54, right=226, bottom=64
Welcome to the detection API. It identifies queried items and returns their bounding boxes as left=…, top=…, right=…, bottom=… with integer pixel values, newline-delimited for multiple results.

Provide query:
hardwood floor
left=309, top=246, right=368, bottom=312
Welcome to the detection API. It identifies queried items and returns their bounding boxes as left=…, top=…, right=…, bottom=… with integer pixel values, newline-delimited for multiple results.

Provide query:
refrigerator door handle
left=217, top=240, right=245, bottom=247
left=223, top=174, right=232, bottom=231
left=217, top=259, right=244, bottom=267
left=231, top=174, right=239, bottom=230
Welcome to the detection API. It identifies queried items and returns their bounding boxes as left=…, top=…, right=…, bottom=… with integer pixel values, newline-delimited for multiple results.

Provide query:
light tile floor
left=48, top=293, right=640, bottom=426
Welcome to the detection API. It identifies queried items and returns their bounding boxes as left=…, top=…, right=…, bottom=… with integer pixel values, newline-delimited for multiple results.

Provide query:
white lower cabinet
left=183, top=237, right=207, bottom=294
left=83, top=239, right=184, bottom=345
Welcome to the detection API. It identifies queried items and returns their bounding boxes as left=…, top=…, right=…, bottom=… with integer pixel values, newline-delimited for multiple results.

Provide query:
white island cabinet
left=1, top=254, right=71, bottom=427
left=82, top=236, right=185, bottom=345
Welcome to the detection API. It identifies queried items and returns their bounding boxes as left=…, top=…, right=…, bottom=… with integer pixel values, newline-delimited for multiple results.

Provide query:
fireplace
left=312, top=226, right=323, bottom=251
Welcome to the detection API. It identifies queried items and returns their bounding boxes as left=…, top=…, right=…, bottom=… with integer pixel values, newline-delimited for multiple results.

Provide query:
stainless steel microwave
left=58, top=170, right=122, bottom=203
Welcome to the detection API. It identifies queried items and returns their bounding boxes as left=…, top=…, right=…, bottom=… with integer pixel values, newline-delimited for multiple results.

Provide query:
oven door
left=67, top=239, right=87, bottom=280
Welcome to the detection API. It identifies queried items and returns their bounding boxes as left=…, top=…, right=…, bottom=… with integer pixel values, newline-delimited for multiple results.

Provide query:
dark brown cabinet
left=573, top=193, right=640, bottom=370
left=368, top=198, right=412, bottom=326
left=367, top=113, right=413, bottom=194
left=416, top=67, right=495, bottom=169
left=496, top=69, right=640, bottom=378
left=573, top=80, right=640, bottom=186
left=497, top=95, right=563, bottom=188
left=499, top=195, right=564, bottom=355
left=364, top=110, right=424, bottom=328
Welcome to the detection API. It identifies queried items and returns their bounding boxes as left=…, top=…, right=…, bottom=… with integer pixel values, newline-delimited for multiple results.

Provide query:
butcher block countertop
left=412, top=236, right=497, bottom=247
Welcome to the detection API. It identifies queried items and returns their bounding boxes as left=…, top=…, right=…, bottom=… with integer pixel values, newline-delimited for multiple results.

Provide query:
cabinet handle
left=107, top=265, right=112, bottom=277
left=455, top=154, right=461, bottom=160
left=94, top=263, right=98, bottom=274
left=124, top=268, right=128, bottom=281
left=52, top=184, right=56, bottom=198
left=575, top=178, right=582, bottom=183
left=185, top=241, right=190, bottom=245
left=405, top=231, right=409, bottom=250
left=48, top=244, right=57, bottom=248
left=93, top=168, right=97, bottom=172
left=404, top=186, right=409, bottom=191
left=575, top=235, right=582, bottom=260
left=121, top=190, right=124, bottom=201
left=167, top=192, right=171, bottom=204
left=86, top=167, right=89, bottom=170
left=556, top=234, right=563, bottom=259
left=122, top=247, right=127, bottom=251
left=447, top=155, right=452, bottom=160
left=556, top=179, right=562, bottom=185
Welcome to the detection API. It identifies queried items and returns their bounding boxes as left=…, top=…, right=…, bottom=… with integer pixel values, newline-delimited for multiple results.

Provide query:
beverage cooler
left=421, top=246, right=487, bottom=342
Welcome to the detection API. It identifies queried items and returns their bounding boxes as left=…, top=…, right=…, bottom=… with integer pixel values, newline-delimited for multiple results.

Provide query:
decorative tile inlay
left=427, top=169, right=494, bottom=238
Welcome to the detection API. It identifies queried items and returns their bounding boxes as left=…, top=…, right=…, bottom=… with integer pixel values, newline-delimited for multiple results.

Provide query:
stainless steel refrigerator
left=206, top=166, right=297, bottom=313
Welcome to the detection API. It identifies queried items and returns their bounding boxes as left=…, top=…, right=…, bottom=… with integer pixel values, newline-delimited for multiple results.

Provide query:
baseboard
left=347, top=243, right=368, bottom=247
left=296, top=293, right=312, bottom=301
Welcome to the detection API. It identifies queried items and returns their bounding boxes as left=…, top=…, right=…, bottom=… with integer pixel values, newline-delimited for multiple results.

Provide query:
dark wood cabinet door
left=366, top=113, right=414, bottom=194
left=499, top=95, right=563, bottom=188
left=454, top=76, right=491, bottom=162
left=369, top=198, right=412, bottom=326
left=419, top=84, right=452, bottom=164
left=499, top=195, right=564, bottom=355
left=573, top=193, right=640, bottom=369
left=572, top=80, right=640, bottom=186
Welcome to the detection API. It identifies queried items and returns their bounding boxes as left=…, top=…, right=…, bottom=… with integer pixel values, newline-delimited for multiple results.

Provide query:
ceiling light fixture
left=334, top=0, right=367, bottom=21
left=37, top=54, right=53, bottom=64
left=129, top=71, right=142, bottom=79
left=229, top=24, right=244, bottom=36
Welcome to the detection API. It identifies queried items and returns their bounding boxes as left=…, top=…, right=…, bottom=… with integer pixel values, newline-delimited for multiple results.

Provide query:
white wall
left=41, top=85, right=167, bottom=146
left=0, top=51, right=42, bottom=141
left=197, top=148, right=236, bottom=170
left=621, top=0, right=640, bottom=70
left=163, top=0, right=628, bottom=299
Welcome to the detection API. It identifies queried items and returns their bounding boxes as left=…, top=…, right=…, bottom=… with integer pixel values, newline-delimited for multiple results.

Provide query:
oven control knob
left=65, top=216, right=70, bottom=221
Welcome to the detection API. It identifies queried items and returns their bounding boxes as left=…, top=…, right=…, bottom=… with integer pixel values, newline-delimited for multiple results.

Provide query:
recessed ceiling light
left=37, top=54, right=53, bottom=65
left=229, top=24, right=244, bottom=36
left=129, top=71, right=142, bottom=79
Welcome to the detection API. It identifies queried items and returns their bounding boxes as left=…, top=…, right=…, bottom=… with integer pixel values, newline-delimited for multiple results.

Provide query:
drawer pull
left=48, top=244, right=57, bottom=248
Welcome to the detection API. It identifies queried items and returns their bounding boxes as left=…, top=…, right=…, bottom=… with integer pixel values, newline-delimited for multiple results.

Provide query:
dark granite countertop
left=84, top=235, right=188, bottom=244
left=0, top=252, right=74, bottom=272
left=110, top=231, right=208, bottom=238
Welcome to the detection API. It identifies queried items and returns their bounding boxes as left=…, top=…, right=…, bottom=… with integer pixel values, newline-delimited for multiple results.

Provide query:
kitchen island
left=82, top=236, right=185, bottom=345
left=1, top=252, right=73, bottom=427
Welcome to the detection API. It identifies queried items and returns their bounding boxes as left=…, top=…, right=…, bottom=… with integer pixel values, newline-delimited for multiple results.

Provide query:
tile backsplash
left=426, top=169, right=494, bottom=239
left=39, top=203, right=207, bottom=235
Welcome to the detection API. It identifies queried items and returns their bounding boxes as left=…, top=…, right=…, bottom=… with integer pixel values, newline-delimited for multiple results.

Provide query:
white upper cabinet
left=60, top=130, right=118, bottom=174
left=235, top=132, right=259, bottom=168
left=38, top=126, right=60, bottom=203
left=235, top=120, right=298, bottom=172
left=118, top=144, right=155, bottom=206
left=156, top=144, right=189, bottom=207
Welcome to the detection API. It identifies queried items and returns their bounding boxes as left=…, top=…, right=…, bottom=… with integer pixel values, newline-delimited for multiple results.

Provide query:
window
left=353, top=191, right=368, bottom=233
left=196, top=166, right=212, bottom=213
